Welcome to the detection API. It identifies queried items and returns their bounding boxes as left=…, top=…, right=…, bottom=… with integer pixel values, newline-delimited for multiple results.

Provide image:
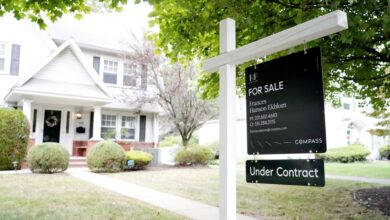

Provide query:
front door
left=43, top=110, right=61, bottom=143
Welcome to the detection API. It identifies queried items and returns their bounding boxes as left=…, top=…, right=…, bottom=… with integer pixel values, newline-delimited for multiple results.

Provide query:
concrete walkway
left=68, top=168, right=256, bottom=220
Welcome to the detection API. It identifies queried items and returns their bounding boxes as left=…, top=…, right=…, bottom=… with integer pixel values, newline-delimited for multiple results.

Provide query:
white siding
left=0, top=15, right=54, bottom=102
left=34, top=48, right=94, bottom=85
left=73, top=110, right=91, bottom=141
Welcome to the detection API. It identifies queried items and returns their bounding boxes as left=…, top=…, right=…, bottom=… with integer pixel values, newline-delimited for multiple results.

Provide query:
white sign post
left=203, top=10, right=347, bottom=220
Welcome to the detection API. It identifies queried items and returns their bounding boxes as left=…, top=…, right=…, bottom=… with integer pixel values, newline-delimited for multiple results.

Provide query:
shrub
left=379, top=146, right=390, bottom=160
left=160, top=135, right=181, bottom=147
left=315, top=144, right=370, bottom=163
left=0, top=108, right=30, bottom=170
left=27, top=142, right=69, bottom=173
left=175, top=146, right=214, bottom=165
left=125, top=151, right=153, bottom=169
left=87, top=141, right=126, bottom=173
left=160, top=134, right=199, bottom=147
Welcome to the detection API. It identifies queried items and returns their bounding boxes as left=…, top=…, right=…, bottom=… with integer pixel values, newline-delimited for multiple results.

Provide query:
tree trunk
left=182, top=137, right=189, bottom=149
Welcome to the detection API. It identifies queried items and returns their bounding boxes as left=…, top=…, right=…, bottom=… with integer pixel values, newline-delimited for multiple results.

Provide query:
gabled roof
left=14, top=39, right=111, bottom=98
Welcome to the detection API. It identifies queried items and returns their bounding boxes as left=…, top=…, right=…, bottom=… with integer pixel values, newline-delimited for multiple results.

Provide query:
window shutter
left=32, top=109, right=37, bottom=133
left=10, top=44, right=21, bottom=75
left=89, top=112, right=94, bottom=139
left=141, top=64, right=147, bottom=90
left=93, top=56, right=100, bottom=74
left=139, top=115, right=146, bottom=142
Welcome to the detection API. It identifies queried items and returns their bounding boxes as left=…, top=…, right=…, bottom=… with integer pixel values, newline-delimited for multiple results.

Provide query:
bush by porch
left=0, top=108, right=30, bottom=170
left=27, top=142, right=69, bottom=173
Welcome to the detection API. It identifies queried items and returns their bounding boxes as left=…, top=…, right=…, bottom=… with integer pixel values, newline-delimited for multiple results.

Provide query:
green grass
left=325, top=161, right=390, bottom=178
left=108, top=166, right=389, bottom=219
left=0, top=174, right=186, bottom=220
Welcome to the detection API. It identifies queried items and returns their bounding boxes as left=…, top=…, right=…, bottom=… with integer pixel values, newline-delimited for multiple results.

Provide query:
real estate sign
left=245, top=47, right=326, bottom=155
left=246, top=159, right=325, bottom=187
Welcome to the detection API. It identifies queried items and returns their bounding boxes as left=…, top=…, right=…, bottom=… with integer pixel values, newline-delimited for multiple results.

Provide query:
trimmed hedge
left=379, top=146, right=390, bottom=160
left=176, top=146, right=214, bottom=166
left=27, top=142, right=69, bottom=173
left=316, top=144, right=370, bottom=163
left=125, top=151, right=153, bottom=169
left=87, top=141, right=126, bottom=173
left=0, top=108, right=30, bottom=170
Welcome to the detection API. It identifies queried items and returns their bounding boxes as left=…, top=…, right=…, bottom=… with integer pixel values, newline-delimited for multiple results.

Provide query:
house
left=0, top=15, right=161, bottom=156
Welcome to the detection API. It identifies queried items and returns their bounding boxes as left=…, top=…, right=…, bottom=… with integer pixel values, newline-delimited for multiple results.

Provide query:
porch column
left=153, top=113, right=159, bottom=148
left=91, top=106, right=102, bottom=140
left=22, top=99, right=32, bottom=123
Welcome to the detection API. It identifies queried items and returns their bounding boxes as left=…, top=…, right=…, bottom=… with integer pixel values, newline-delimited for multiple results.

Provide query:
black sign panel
left=246, top=159, right=325, bottom=187
left=246, top=47, right=326, bottom=154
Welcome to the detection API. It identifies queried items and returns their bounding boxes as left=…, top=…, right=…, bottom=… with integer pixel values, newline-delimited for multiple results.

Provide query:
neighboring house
left=197, top=97, right=384, bottom=159
left=0, top=15, right=161, bottom=156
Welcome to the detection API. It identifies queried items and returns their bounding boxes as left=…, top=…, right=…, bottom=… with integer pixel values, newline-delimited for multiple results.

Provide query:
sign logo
left=248, top=72, right=257, bottom=83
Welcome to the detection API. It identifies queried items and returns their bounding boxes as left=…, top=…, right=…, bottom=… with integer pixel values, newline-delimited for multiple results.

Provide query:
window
left=101, top=114, right=116, bottom=139
left=121, top=116, right=136, bottom=139
left=0, top=42, right=5, bottom=72
left=93, top=56, right=100, bottom=74
left=123, top=63, right=139, bottom=87
left=343, top=103, right=351, bottom=110
left=103, top=60, right=118, bottom=84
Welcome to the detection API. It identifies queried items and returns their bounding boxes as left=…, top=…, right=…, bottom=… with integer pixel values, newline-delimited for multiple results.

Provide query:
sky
left=46, top=1, right=153, bottom=51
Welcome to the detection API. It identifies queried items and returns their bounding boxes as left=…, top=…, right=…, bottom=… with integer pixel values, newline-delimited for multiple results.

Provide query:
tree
left=120, top=34, right=217, bottom=147
left=144, top=0, right=389, bottom=110
left=0, top=0, right=127, bottom=29
left=367, top=109, right=390, bottom=144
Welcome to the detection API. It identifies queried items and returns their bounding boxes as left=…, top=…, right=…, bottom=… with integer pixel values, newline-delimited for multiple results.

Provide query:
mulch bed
left=354, top=187, right=390, bottom=216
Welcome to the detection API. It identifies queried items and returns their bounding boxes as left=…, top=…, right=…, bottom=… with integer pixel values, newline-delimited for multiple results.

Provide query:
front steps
left=69, top=157, right=87, bottom=167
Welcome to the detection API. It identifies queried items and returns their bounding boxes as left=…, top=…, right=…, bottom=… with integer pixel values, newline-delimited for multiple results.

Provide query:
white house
left=0, top=15, right=161, bottom=156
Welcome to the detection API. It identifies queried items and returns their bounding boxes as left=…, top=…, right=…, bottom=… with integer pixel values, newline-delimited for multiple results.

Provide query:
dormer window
left=103, top=59, right=118, bottom=84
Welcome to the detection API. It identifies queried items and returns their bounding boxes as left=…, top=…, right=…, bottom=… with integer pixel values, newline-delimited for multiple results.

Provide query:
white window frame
left=101, top=111, right=139, bottom=141
left=101, top=114, right=117, bottom=139
left=123, top=63, right=141, bottom=88
left=102, top=59, right=119, bottom=85
left=121, top=115, right=137, bottom=140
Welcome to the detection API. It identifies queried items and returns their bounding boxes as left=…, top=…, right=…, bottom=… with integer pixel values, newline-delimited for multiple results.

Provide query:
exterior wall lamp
left=76, top=112, right=83, bottom=119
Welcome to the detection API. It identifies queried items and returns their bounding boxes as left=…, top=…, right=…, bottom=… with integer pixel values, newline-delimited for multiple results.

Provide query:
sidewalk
left=68, top=168, right=256, bottom=220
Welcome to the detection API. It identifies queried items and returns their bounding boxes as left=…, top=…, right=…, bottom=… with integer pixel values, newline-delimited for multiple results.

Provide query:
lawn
left=325, top=161, right=390, bottom=178
left=0, top=174, right=186, bottom=220
left=108, top=166, right=389, bottom=219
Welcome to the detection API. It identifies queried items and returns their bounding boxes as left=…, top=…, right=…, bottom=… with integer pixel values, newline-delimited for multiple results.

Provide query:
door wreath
left=45, top=115, right=59, bottom=127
